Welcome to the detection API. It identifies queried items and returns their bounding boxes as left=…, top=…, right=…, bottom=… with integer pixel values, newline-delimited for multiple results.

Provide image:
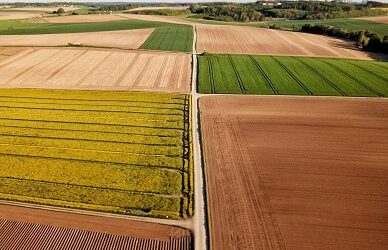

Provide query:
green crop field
left=258, top=18, right=388, bottom=36
left=0, top=89, right=193, bottom=219
left=0, top=19, right=193, bottom=52
left=198, top=54, right=388, bottom=97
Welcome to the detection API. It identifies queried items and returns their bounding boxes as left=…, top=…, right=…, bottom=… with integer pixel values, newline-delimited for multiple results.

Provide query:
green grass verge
left=0, top=89, right=193, bottom=219
left=0, top=19, right=193, bottom=52
left=198, top=54, right=388, bottom=97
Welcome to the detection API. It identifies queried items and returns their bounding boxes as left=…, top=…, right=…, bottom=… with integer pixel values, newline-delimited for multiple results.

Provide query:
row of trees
left=300, top=24, right=388, bottom=54
left=189, top=1, right=387, bottom=22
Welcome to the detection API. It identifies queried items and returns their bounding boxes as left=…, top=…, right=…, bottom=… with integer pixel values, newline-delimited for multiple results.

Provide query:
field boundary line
left=248, top=55, right=279, bottom=95
left=271, top=56, right=313, bottom=95
left=322, top=60, right=383, bottom=97
left=228, top=55, right=247, bottom=94
left=294, top=57, right=347, bottom=96
left=0, top=200, right=192, bottom=229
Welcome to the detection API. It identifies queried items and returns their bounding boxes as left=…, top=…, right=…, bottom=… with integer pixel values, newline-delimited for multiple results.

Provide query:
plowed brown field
left=358, top=15, right=388, bottom=24
left=0, top=12, right=41, bottom=20
left=0, top=29, right=154, bottom=49
left=129, top=6, right=189, bottom=11
left=44, top=14, right=131, bottom=23
left=0, top=48, right=191, bottom=92
left=196, top=25, right=373, bottom=59
left=200, top=96, right=388, bottom=250
left=0, top=47, right=27, bottom=62
left=0, top=204, right=191, bottom=250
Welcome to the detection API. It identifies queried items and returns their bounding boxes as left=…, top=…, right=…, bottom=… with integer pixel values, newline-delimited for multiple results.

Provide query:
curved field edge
left=198, top=54, right=388, bottom=97
left=0, top=88, right=193, bottom=219
left=0, top=19, right=193, bottom=52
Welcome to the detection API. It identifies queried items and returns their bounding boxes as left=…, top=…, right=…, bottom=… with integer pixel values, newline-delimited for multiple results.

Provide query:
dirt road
left=200, top=95, right=388, bottom=250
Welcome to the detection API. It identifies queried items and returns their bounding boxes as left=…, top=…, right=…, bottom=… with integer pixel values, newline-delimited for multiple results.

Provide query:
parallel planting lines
left=0, top=219, right=191, bottom=250
left=198, top=54, right=388, bottom=97
left=0, top=89, right=193, bottom=219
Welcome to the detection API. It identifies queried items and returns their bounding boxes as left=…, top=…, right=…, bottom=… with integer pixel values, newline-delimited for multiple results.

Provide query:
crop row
left=198, top=54, right=388, bottom=97
left=0, top=177, right=181, bottom=219
left=0, top=89, right=192, bottom=219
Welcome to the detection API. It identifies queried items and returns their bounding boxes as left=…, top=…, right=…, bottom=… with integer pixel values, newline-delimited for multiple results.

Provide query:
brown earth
left=0, top=11, right=41, bottom=20
left=8, top=7, right=79, bottom=12
left=196, top=25, right=375, bottom=59
left=0, top=29, right=154, bottom=49
left=117, top=13, right=195, bottom=25
left=357, top=15, right=388, bottom=24
left=0, top=47, right=191, bottom=93
left=0, top=204, right=191, bottom=250
left=200, top=95, right=388, bottom=250
left=44, top=14, right=131, bottom=23
left=0, top=47, right=27, bottom=62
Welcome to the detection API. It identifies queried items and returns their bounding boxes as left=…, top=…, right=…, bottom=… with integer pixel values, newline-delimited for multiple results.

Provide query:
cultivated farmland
left=196, top=25, right=374, bottom=59
left=358, top=15, right=388, bottom=25
left=44, top=14, right=131, bottom=23
left=200, top=95, right=388, bottom=250
left=0, top=19, right=193, bottom=52
left=0, top=48, right=191, bottom=93
left=0, top=89, right=193, bottom=219
left=0, top=204, right=191, bottom=250
left=0, top=29, right=154, bottom=49
left=198, top=54, right=388, bottom=97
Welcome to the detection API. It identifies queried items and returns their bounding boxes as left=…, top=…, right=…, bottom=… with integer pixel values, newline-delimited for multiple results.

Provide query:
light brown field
left=0, top=204, right=191, bottom=250
left=0, top=11, right=41, bottom=20
left=357, top=15, right=388, bottom=24
left=8, top=6, right=79, bottom=12
left=196, top=25, right=374, bottom=59
left=0, top=29, right=154, bottom=49
left=0, top=47, right=191, bottom=93
left=0, top=47, right=27, bottom=62
left=44, top=14, right=131, bottom=23
left=200, top=95, right=388, bottom=250
left=129, top=6, right=189, bottom=11
left=117, top=13, right=194, bottom=25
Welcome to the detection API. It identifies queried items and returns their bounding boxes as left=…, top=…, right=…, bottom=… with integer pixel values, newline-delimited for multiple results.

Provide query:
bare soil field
left=200, top=95, right=388, bottom=250
left=0, top=47, right=26, bottom=62
left=0, top=204, right=191, bottom=250
left=0, top=12, right=41, bottom=20
left=0, top=47, right=191, bottom=92
left=358, top=15, right=388, bottom=24
left=117, top=13, right=194, bottom=25
left=128, top=6, right=189, bottom=11
left=196, top=25, right=374, bottom=59
left=8, top=7, right=79, bottom=12
left=44, top=14, right=131, bottom=23
left=0, top=29, right=154, bottom=49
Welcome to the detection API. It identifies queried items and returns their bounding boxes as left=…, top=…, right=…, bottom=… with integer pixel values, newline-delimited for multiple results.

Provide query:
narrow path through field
left=191, top=25, right=209, bottom=250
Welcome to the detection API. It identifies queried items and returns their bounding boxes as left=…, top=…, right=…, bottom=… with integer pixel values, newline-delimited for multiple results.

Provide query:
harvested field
left=0, top=48, right=191, bottom=92
left=196, top=25, right=373, bottom=59
left=0, top=12, right=41, bottom=20
left=117, top=14, right=194, bottom=25
left=0, top=47, right=27, bottom=62
left=358, top=15, right=388, bottom=24
left=0, top=29, right=154, bottom=49
left=44, top=14, right=131, bottom=23
left=200, top=96, right=388, bottom=250
left=0, top=205, right=191, bottom=250
left=0, top=89, right=193, bottom=219
left=198, top=54, right=388, bottom=97
left=8, top=7, right=79, bottom=12
left=128, top=6, right=189, bottom=11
